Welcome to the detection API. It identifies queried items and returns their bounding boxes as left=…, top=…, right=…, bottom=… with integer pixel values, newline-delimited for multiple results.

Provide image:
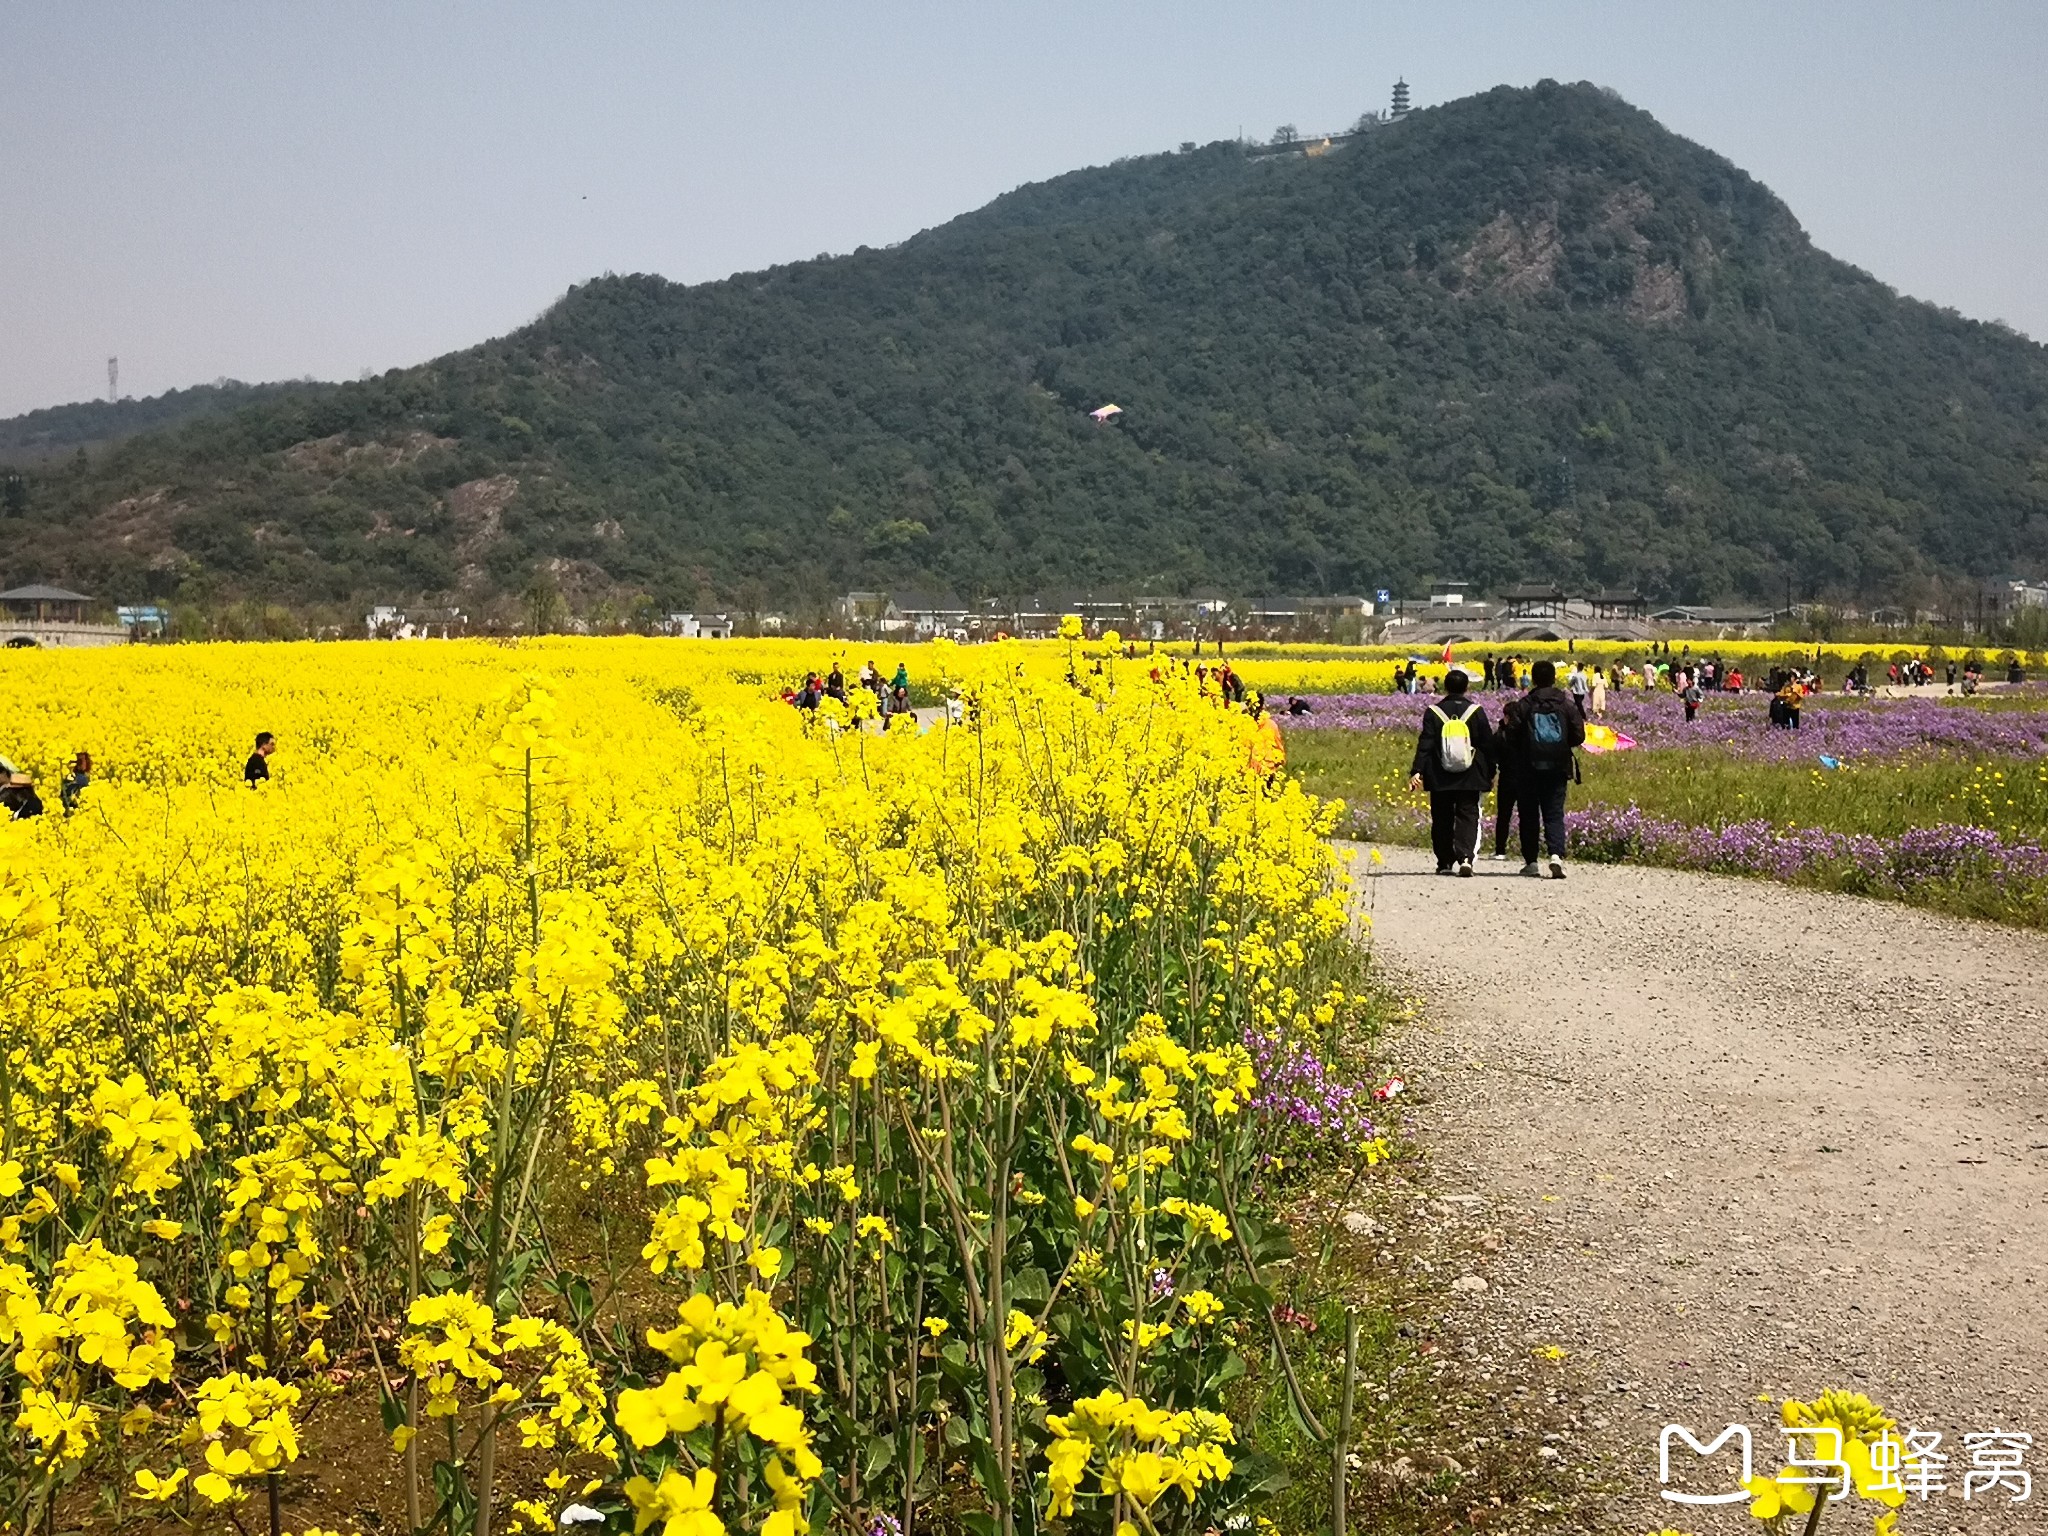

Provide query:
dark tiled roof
left=0, top=584, right=92, bottom=602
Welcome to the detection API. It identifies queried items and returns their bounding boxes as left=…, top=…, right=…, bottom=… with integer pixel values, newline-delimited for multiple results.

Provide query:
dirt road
left=1342, top=842, right=2048, bottom=1533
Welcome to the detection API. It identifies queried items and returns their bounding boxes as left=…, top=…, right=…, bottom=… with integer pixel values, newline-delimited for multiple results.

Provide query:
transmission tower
left=107, top=357, right=118, bottom=402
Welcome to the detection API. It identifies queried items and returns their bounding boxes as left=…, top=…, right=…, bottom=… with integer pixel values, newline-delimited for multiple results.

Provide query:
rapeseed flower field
left=0, top=637, right=1374, bottom=1536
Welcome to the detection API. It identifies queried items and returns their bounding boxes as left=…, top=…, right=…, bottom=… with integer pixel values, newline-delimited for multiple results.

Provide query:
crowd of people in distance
left=774, top=648, right=1299, bottom=783
left=783, top=659, right=916, bottom=719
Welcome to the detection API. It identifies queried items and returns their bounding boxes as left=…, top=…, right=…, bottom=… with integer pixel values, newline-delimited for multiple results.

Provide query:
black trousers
left=1493, top=775, right=1521, bottom=854
left=1518, top=772, right=1570, bottom=862
left=1430, top=792, right=1482, bottom=869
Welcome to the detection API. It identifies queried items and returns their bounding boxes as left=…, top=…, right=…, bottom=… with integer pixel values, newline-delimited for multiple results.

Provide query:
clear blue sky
left=3, top=0, right=2044, bottom=418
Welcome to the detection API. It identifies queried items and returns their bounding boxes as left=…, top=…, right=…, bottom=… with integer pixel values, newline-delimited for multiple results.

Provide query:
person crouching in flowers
left=1247, top=697, right=1285, bottom=787
left=0, top=765, right=43, bottom=819
left=59, top=750, right=90, bottom=812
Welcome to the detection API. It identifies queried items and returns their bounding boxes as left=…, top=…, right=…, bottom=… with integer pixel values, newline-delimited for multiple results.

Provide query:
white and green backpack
left=1430, top=703, right=1477, bottom=773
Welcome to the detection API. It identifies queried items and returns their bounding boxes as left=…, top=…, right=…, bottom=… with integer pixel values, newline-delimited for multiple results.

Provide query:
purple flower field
left=1565, top=804, right=2048, bottom=891
left=1285, top=685, right=2048, bottom=922
left=1287, top=689, right=2048, bottom=764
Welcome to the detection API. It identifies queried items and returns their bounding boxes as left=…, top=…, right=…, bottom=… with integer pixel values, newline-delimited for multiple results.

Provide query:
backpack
left=1429, top=703, right=1478, bottom=774
left=1526, top=696, right=1570, bottom=766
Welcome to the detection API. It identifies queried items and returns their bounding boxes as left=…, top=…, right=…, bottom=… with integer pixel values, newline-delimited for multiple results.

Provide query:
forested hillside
left=0, top=380, right=309, bottom=465
left=5, top=80, right=2046, bottom=614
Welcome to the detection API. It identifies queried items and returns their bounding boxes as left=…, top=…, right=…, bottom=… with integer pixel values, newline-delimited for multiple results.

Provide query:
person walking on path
left=1489, top=683, right=1525, bottom=862
left=1407, top=669, right=1495, bottom=878
left=1501, top=660, right=1584, bottom=879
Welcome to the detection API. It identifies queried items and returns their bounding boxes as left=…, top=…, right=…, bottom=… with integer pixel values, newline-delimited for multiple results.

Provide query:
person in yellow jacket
left=1248, top=697, right=1287, bottom=781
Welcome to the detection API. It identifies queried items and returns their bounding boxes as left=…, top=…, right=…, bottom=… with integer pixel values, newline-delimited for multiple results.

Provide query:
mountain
left=5, top=80, right=2046, bottom=618
left=0, top=380, right=311, bottom=466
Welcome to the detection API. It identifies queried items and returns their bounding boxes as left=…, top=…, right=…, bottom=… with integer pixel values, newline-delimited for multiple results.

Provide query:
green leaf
left=1206, top=1350, right=1248, bottom=1391
left=968, top=1439, right=1004, bottom=1501
left=566, top=1274, right=597, bottom=1328
left=1010, top=1266, right=1051, bottom=1305
left=863, top=1433, right=897, bottom=1480
left=1251, top=1465, right=1296, bottom=1495
left=1253, top=1222, right=1296, bottom=1265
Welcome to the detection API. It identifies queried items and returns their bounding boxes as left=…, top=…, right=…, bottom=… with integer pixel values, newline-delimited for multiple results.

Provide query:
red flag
left=1440, top=641, right=1454, bottom=665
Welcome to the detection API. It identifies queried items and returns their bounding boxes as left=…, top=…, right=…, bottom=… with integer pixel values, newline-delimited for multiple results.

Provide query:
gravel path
left=1341, top=841, right=2048, bottom=1533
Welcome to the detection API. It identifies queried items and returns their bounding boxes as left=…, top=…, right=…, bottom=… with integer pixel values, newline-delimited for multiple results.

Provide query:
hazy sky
left=4, top=1, right=2045, bottom=418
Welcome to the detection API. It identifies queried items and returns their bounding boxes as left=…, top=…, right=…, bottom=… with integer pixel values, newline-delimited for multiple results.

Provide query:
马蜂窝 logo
left=1659, top=1423, right=1754, bottom=1505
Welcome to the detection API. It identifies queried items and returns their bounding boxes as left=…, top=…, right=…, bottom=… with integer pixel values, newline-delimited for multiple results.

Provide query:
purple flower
left=1561, top=803, right=2048, bottom=890
left=1285, top=690, right=2048, bottom=766
left=1244, top=1029, right=1379, bottom=1144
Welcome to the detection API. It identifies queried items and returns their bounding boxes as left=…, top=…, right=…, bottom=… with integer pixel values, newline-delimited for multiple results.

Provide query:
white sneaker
left=1549, top=856, right=1566, bottom=880
left=1457, top=861, right=1474, bottom=878
left=1488, top=851, right=1507, bottom=862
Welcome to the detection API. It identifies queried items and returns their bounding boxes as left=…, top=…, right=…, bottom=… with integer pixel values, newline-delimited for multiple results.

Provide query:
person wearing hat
left=0, top=761, right=44, bottom=820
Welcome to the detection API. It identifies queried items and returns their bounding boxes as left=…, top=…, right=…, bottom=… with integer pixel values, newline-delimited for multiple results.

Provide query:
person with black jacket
left=1, top=772, right=43, bottom=820
left=244, top=732, right=275, bottom=786
left=1406, top=668, right=1494, bottom=877
left=1499, top=660, right=1585, bottom=879
left=1489, top=690, right=1525, bottom=862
